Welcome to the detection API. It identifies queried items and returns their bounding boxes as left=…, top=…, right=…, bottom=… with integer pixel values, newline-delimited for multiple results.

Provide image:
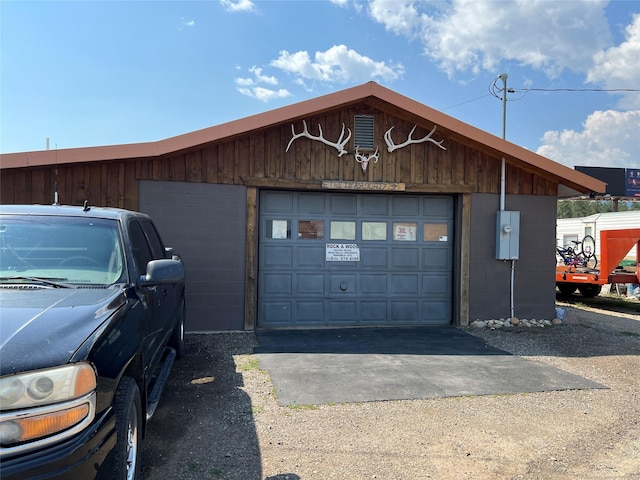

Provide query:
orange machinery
left=556, top=228, right=640, bottom=297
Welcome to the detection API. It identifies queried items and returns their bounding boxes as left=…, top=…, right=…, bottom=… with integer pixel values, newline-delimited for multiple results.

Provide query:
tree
left=557, top=199, right=640, bottom=218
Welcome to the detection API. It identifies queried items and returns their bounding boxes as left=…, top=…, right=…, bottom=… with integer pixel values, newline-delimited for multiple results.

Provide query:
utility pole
left=499, top=73, right=508, bottom=140
left=496, top=73, right=517, bottom=320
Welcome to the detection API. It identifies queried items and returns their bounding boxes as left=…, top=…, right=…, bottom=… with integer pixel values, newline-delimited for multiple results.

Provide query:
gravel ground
left=141, top=302, right=640, bottom=480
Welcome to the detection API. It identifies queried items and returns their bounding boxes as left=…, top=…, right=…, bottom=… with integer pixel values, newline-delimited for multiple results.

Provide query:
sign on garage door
left=258, top=191, right=454, bottom=327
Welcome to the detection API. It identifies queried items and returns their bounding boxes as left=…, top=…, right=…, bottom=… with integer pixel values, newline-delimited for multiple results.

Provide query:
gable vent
left=354, top=115, right=375, bottom=150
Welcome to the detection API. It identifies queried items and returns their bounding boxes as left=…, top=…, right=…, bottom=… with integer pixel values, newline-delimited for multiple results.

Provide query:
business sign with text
left=325, top=243, right=360, bottom=262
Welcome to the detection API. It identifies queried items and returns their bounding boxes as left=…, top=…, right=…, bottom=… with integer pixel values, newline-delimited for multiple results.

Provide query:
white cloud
left=234, top=44, right=403, bottom=102
left=177, top=17, right=195, bottom=30
left=235, top=77, right=254, bottom=87
left=536, top=110, right=640, bottom=169
left=248, top=66, right=278, bottom=86
left=270, top=45, right=404, bottom=84
left=368, top=0, right=422, bottom=37
left=235, top=66, right=290, bottom=101
left=366, top=0, right=611, bottom=79
left=220, top=0, right=256, bottom=13
left=236, top=86, right=292, bottom=102
left=587, top=13, right=640, bottom=109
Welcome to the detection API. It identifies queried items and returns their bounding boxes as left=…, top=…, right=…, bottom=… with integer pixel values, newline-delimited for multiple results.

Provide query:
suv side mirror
left=140, top=259, right=185, bottom=286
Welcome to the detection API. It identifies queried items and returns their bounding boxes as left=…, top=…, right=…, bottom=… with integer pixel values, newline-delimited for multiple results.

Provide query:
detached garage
left=0, top=82, right=605, bottom=331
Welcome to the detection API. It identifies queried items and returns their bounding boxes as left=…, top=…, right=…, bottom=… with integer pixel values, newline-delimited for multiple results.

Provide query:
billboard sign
left=626, top=169, right=640, bottom=198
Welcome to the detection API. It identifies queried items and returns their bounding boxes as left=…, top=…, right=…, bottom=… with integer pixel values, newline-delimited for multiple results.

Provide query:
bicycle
left=556, top=235, right=598, bottom=269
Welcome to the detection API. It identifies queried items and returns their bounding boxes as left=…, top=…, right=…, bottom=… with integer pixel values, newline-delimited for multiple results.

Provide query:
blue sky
left=1, top=0, right=638, bottom=169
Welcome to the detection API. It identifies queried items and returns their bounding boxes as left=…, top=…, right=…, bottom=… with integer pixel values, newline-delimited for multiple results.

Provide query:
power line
left=515, top=87, right=640, bottom=93
left=441, top=94, right=492, bottom=111
left=488, top=77, right=639, bottom=103
left=443, top=84, right=639, bottom=114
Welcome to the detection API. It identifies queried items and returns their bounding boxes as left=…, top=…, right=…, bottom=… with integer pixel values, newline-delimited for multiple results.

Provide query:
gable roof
left=0, top=81, right=605, bottom=195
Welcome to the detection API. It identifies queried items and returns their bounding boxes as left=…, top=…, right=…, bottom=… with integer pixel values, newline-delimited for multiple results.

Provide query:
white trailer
left=556, top=211, right=639, bottom=263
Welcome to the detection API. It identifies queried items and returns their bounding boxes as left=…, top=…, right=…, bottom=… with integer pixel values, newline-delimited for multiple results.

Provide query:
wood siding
left=1, top=106, right=557, bottom=207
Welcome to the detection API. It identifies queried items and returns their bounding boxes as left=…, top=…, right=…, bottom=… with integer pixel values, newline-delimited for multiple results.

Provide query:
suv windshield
left=0, top=215, right=125, bottom=286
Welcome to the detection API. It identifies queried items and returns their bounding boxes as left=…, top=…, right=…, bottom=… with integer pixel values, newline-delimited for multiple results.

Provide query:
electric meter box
left=496, top=210, right=520, bottom=260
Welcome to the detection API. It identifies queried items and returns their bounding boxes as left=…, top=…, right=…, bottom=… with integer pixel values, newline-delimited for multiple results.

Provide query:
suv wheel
left=113, top=377, right=142, bottom=480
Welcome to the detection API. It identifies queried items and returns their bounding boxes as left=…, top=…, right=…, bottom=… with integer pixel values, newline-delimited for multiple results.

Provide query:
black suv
left=0, top=204, right=186, bottom=479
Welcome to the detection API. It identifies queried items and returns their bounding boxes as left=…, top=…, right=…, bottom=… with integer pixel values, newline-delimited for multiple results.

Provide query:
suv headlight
left=0, top=363, right=97, bottom=452
left=0, top=363, right=96, bottom=409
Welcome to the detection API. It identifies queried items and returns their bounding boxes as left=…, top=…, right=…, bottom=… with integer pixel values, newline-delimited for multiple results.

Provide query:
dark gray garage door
left=139, top=181, right=246, bottom=331
left=258, top=191, right=454, bottom=328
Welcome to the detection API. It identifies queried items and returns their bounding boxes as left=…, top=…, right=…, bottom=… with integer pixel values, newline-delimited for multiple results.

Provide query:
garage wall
left=139, top=180, right=246, bottom=331
left=468, top=193, right=557, bottom=321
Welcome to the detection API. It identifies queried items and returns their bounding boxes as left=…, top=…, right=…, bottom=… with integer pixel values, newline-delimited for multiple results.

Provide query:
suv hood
left=0, top=287, right=126, bottom=376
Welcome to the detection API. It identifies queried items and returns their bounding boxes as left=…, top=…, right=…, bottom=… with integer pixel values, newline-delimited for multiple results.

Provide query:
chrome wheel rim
left=125, top=405, right=139, bottom=480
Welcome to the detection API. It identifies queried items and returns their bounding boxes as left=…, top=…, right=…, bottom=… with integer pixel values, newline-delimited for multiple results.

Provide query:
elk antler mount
left=384, top=125, right=446, bottom=152
left=285, top=121, right=446, bottom=173
left=286, top=120, right=351, bottom=157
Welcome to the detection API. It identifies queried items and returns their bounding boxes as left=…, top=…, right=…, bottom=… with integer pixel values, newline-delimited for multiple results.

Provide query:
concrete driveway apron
left=254, top=327, right=606, bottom=406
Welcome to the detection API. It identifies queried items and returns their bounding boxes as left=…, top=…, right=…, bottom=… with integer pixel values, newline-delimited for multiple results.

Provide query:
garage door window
left=393, top=222, right=417, bottom=241
left=266, top=220, right=291, bottom=239
left=362, top=222, right=387, bottom=240
left=424, top=223, right=448, bottom=242
left=330, top=221, right=356, bottom=240
left=298, top=220, right=324, bottom=239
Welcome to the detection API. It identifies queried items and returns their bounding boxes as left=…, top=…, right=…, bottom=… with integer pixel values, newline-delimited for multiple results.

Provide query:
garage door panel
left=329, top=194, right=358, bottom=215
left=392, top=302, right=419, bottom=322
left=263, top=192, right=294, bottom=213
left=360, top=247, right=388, bottom=268
left=391, top=248, right=420, bottom=268
left=361, top=195, right=389, bottom=215
left=261, top=302, right=293, bottom=325
left=328, top=301, right=357, bottom=323
left=295, top=245, right=325, bottom=268
left=264, top=273, right=292, bottom=294
left=361, top=302, right=388, bottom=323
left=423, top=197, right=453, bottom=216
left=360, top=274, right=388, bottom=294
left=422, top=273, right=452, bottom=295
left=391, top=274, right=419, bottom=295
left=422, top=247, right=453, bottom=269
left=422, top=301, right=450, bottom=324
left=296, top=302, right=325, bottom=323
left=262, top=246, right=293, bottom=268
left=297, top=193, right=326, bottom=213
left=392, top=196, right=420, bottom=215
left=296, top=273, right=324, bottom=294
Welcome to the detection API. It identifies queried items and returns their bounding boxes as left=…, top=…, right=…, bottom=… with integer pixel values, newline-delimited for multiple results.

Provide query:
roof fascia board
left=0, top=141, right=163, bottom=169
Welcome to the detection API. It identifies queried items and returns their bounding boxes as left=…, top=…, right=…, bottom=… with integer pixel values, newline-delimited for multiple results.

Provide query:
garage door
left=258, top=191, right=454, bottom=328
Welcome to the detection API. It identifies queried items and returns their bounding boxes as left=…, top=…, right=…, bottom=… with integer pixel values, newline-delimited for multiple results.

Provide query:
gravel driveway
left=141, top=302, right=640, bottom=480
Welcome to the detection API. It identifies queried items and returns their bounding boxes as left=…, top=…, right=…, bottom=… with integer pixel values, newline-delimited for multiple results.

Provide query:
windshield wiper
left=0, top=276, right=75, bottom=288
